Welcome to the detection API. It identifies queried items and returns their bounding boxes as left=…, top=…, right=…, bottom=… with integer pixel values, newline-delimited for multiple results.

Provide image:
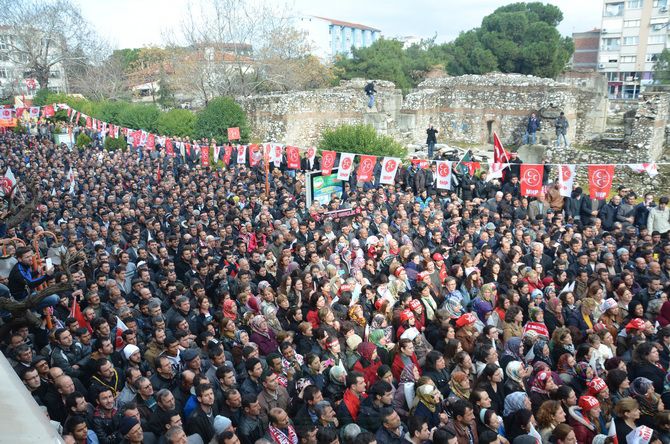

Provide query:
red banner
left=228, top=127, right=240, bottom=140
left=201, top=145, right=210, bottom=166
left=145, top=133, right=155, bottom=150
left=165, top=138, right=174, bottom=156
left=223, top=145, right=232, bottom=165
left=588, top=165, right=615, bottom=199
left=286, top=146, right=301, bottom=169
left=321, top=151, right=336, bottom=176
left=357, top=155, right=376, bottom=182
left=520, top=164, right=544, bottom=197
left=131, top=130, right=142, bottom=147
left=43, top=105, right=55, bottom=118
left=249, top=144, right=261, bottom=167
left=85, top=116, right=92, bottom=129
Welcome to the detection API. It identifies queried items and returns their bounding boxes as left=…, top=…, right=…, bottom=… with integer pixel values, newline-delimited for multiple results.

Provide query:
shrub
left=194, top=97, right=250, bottom=143
left=76, top=133, right=92, bottom=147
left=104, top=136, right=127, bottom=151
left=118, top=104, right=161, bottom=133
left=319, top=124, right=407, bottom=158
left=157, top=109, right=196, bottom=137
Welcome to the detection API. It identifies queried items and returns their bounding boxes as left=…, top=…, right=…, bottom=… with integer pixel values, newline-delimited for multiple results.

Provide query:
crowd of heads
left=2, top=129, right=670, bottom=444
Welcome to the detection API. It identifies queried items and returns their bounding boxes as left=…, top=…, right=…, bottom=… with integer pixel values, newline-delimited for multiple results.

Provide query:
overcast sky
left=76, top=0, right=603, bottom=49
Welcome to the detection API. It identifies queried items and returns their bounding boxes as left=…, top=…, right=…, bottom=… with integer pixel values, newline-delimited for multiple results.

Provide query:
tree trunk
left=36, top=68, right=50, bottom=91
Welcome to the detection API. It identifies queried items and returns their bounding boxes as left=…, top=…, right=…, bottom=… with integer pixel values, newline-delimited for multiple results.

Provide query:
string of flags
left=0, top=104, right=665, bottom=200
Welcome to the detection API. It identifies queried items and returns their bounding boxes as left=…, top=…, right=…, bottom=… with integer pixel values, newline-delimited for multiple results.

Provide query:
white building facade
left=297, top=16, right=381, bottom=61
left=598, top=0, right=670, bottom=98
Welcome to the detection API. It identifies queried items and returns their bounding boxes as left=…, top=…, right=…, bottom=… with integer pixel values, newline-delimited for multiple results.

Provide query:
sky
left=76, top=0, right=604, bottom=49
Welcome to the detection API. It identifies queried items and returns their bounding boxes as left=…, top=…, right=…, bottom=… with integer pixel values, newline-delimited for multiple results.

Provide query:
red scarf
left=342, top=388, right=365, bottom=421
left=268, top=424, right=298, bottom=444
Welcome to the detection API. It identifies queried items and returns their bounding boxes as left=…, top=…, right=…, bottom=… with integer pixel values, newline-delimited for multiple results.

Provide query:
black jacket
left=185, top=406, right=216, bottom=444
left=628, top=361, right=665, bottom=394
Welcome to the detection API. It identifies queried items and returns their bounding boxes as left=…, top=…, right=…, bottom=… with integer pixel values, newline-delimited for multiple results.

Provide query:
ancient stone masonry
left=238, top=73, right=608, bottom=150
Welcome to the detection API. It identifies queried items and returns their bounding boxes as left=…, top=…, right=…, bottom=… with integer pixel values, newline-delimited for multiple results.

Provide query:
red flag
left=520, top=164, right=544, bottom=197
left=463, top=161, right=481, bottom=176
left=70, top=296, right=91, bottom=332
left=66, top=107, right=72, bottom=118
left=286, top=146, right=301, bottom=169
left=85, top=116, right=92, bottom=129
left=115, top=316, right=128, bottom=351
left=357, top=155, right=376, bottom=182
left=145, top=133, right=155, bottom=150
left=436, top=161, right=452, bottom=190
left=156, top=163, right=161, bottom=183
left=165, top=138, right=174, bottom=156
left=223, top=145, right=232, bottom=165
left=321, top=150, right=336, bottom=176
left=201, top=145, right=210, bottom=166
left=185, top=143, right=191, bottom=157
left=493, top=132, right=510, bottom=163
left=227, top=127, right=240, bottom=141
left=379, top=157, right=400, bottom=185
left=43, top=104, right=55, bottom=117
left=588, top=165, right=615, bottom=200
left=608, top=414, right=618, bottom=444
left=131, top=130, right=142, bottom=148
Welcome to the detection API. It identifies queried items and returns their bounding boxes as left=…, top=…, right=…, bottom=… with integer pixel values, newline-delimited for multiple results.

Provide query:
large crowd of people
left=1, top=127, right=670, bottom=444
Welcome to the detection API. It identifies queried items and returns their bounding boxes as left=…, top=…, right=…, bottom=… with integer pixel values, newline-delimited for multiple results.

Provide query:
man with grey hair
left=313, top=400, right=339, bottom=429
left=522, top=241, right=553, bottom=272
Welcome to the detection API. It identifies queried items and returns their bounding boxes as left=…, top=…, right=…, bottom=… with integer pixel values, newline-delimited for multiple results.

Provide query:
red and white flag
left=321, top=151, right=336, bottom=176
left=493, top=132, right=510, bottom=163
left=357, top=155, right=376, bottom=182
left=487, top=162, right=508, bottom=181
left=520, top=164, right=544, bottom=197
left=629, top=163, right=658, bottom=178
left=29, top=107, right=40, bottom=118
left=0, top=108, right=11, bottom=120
left=145, top=133, right=155, bottom=150
left=236, top=145, right=247, bottom=164
left=436, top=160, right=452, bottom=190
left=608, top=417, right=618, bottom=444
left=558, top=164, right=576, bottom=197
left=588, top=165, right=615, bottom=199
left=213, top=144, right=221, bottom=163
left=286, top=146, right=301, bottom=169
left=380, top=157, right=400, bottom=185
left=249, top=144, right=261, bottom=167
left=114, top=316, right=128, bottom=351
left=165, top=138, right=174, bottom=156
left=201, top=145, right=210, bottom=166
left=337, top=153, right=355, bottom=181
left=271, top=145, right=283, bottom=166
left=67, top=168, right=75, bottom=194
left=223, top=145, right=232, bottom=165
left=0, top=166, right=16, bottom=196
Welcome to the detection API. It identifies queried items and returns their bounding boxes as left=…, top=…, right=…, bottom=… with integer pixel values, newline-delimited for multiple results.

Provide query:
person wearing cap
left=455, top=313, right=478, bottom=355
left=118, top=415, right=143, bottom=444
left=567, top=395, right=604, bottom=444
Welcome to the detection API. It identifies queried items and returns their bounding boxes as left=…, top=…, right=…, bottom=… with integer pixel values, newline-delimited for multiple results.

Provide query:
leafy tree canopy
left=194, top=97, right=250, bottom=143
left=319, top=124, right=407, bottom=158
left=653, top=49, right=670, bottom=84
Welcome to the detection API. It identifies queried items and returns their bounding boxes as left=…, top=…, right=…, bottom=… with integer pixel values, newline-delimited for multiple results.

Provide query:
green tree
left=335, top=38, right=413, bottom=92
left=104, top=136, right=127, bottom=151
left=117, top=104, right=161, bottom=132
left=446, top=2, right=573, bottom=77
left=653, top=49, right=670, bottom=84
left=157, top=73, right=176, bottom=108
left=157, top=109, right=196, bottom=137
left=194, top=97, right=250, bottom=143
left=319, top=124, right=407, bottom=158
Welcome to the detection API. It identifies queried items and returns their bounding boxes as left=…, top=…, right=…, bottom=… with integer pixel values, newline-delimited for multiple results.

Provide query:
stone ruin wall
left=239, top=73, right=668, bottom=193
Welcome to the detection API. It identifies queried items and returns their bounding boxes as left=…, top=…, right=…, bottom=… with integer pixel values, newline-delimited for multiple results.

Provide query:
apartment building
left=598, top=0, right=669, bottom=98
left=297, top=16, right=381, bottom=61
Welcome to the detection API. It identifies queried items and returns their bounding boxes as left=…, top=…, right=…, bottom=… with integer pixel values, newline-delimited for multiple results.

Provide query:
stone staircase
left=591, top=114, right=628, bottom=151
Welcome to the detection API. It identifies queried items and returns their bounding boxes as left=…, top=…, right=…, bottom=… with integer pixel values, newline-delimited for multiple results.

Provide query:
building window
left=621, top=56, right=637, bottom=62
left=0, top=68, right=6, bottom=78
left=624, top=19, right=641, bottom=27
left=654, top=0, right=668, bottom=7
left=0, top=36, right=8, bottom=50
left=602, top=37, right=621, bottom=50
left=609, top=57, right=619, bottom=63
left=647, top=53, right=660, bottom=61
left=0, top=52, right=8, bottom=61
left=49, top=70, right=60, bottom=79
left=605, top=2, right=625, bottom=15
left=627, top=0, right=643, bottom=7
left=649, top=34, right=666, bottom=43
left=623, top=36, right=639, bottom=45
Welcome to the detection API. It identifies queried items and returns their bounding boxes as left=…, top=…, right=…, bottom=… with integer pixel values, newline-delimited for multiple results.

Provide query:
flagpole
left=264, top=151, right=270, bottom=196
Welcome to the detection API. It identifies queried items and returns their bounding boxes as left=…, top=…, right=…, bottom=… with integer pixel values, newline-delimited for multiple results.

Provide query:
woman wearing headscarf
left=412, top=384, right=447, bottom=429
left=353, top=341, right=382, bottom=388
left=249, top=315, right=278, bottom=356
left=556, top=353, right=578, bottom=387
left=347, top=304, right=367, bottom=338
left=629, top=377, right=663, bottom=428
left=529, top=370, right=560, bottom=413
left=222, top=298, right=238, bottom=322
left=571, top=361, right=594, bottom=395
left=442, top=295, right=465, bottom=321
left=391, top=338, right=422, bottom=381
left=524, top=307, right=550, bottom=341
left=544, top=297, right=565, bottom=335
left=369, top=328, right=391, bottom=366
left=504, top=361, right=527, bottom=395
left=344, top=334, right=363, bottom=370
left=472, top=283, right=496, bottom=324
left=323, top=364, right=347, bottom=403
left=447, top=370, right=472, bottom=406
left=528, top=339, right=553, bottom=367
left=392, top=364, right=421, bottom=421
left=500, top=337, right=524, bottom=373
left=503, top=392, right=534, bottom=441
left=598, top=298, right=620, bottom=340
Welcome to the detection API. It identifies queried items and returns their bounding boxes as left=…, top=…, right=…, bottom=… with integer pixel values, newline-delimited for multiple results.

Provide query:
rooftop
left=312, top=16, right=381, bottom=32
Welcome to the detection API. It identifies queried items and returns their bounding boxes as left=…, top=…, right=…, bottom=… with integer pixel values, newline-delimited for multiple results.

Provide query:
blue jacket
left=527, top=117, right=541, bottom=133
